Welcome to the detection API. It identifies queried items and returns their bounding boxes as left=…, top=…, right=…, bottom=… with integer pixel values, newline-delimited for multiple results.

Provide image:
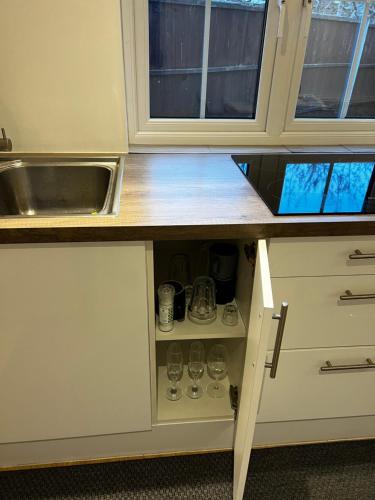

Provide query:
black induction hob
left=232, top=153, right=375, bottom=216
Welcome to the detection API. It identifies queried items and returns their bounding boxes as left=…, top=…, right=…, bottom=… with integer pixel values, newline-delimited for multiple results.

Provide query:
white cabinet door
left=269, top=275, right=375, bottom=350
left=233, top=240, right=275, bottom=500
left=269, top=236, right=375, bottom=277
left=0, top=242, right=151, bottom=443
left=258, top=346, right=375, bottom=423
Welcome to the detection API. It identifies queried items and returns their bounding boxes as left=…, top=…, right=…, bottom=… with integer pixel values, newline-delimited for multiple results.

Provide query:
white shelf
left=155, top=302, right=246, bottom=341
left=157, top=365, right=234, bottom=423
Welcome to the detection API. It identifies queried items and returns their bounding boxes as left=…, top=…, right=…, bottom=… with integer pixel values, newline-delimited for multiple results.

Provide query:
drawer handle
left=265, top=302, right=288, bottom=379
left=320, top=358, right=375, bottom=373
left=340, top=289, right=375, bottom=301
left=349, top=249, right=375, bottom=260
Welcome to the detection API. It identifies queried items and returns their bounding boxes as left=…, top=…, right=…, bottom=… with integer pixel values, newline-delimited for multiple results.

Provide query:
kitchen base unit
left=255, top=236, right=375, bottom=449
left=2, top=235, right=374, bottom=500
left=0, top=238, right=281, bottom=500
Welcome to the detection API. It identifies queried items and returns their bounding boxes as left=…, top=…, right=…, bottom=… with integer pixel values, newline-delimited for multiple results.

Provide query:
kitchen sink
left=0, top=157, right=124, bottom=217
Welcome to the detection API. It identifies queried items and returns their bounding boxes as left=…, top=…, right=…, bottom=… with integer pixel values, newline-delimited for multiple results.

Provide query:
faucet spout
left=0, top=128, right=12, bottom=151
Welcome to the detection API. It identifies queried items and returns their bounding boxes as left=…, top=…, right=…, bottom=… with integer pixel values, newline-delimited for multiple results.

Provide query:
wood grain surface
left=0, top=153, right=375, bottom=243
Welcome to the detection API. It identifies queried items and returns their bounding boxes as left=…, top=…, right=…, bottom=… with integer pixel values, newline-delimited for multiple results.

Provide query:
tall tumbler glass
left=188, top=276, right=217, bottom=324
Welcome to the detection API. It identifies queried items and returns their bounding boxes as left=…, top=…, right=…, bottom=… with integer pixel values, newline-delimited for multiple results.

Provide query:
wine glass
left=207, top=344, right=228, bottom=398
left=187, top=341, right=205, bottom=399
left=166, top=342, right=183, bottom=401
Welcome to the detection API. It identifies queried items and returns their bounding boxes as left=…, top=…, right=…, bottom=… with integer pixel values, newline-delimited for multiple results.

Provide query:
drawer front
left=269, top=275, right=375, bottom=350
left=257, top=346, right=375, bottom=423
left=269, top=236, right=375, bottom=277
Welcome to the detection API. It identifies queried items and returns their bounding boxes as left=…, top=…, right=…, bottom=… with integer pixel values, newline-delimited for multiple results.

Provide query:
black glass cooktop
left=232, top=153, right=375, bottom=216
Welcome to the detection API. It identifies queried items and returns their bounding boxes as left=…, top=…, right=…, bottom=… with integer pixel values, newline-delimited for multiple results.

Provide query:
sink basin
left=0, top=157, right=124, bottom=217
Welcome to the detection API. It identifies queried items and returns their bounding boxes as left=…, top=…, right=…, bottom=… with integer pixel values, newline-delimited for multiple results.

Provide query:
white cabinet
left=4, top=235, right=373, bottom=499
left=269, top=275, right=375, bottom=349
left=0, top=242, right=151, bottom=443
left=257, top=236, right=375, bottom=448
left=258, top=346, right=375, bottom=422
left=152, top=239, right=280, bottom=500
left=233, top=240, right=275, bottom=500
left=269, top=236, right=375, bottom=277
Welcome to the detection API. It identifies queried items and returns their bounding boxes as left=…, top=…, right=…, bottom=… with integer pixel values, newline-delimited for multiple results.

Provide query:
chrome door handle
left=265, top=302, right=288, bottom=379
left=340, top=289, right=375, bottom=301
left=349, top=249, right=375, bottom=260
left=320, top=358, right=375, bottom=373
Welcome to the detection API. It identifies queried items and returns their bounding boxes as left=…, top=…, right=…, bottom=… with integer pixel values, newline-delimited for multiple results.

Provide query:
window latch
left=277, top=0, right=286, bottom=39
left=301, top=0, right=313, bottom=38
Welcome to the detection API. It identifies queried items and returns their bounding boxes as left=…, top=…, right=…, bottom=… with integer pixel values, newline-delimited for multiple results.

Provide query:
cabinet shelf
left=157, top=365, right=234, bottom=423
left=155, top=303, right=246, bottom=341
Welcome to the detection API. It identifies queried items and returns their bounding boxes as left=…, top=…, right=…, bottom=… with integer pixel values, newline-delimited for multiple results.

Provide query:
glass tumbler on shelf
left=188, top=276, right=217, bottom=324
left=207, top=344, right=228, bottom=399
left=187, top=341, right=205, bottom=399
left=222, top=304, right=239, bottom=326
left=166, top=342, right=184, bottom=401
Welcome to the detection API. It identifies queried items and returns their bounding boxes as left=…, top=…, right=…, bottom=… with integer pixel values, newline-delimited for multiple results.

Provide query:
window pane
left=205, top=0, right=267, bottom=118
left=149, top=0, right=204, bottom=118
left=149, top=0, right=268, bottom=119
left=347, top=10, right=375, bottom=117
left=296, top=0, right=375, bottom=119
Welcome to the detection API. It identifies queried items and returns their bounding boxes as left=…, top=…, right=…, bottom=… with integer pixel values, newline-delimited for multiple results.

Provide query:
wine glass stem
left=171, top=379, right=177, bottom=394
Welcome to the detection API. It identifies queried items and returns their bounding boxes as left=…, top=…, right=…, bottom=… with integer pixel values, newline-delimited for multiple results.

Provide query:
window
left=284, top=0, right=375, bottom=136
left=122, top=0, right=375, bottom=146
left=149, top=0, right=268, bottom=119
left=296, top=1, right=375, bottom=119
left=122, top=0, right=279, bottom=144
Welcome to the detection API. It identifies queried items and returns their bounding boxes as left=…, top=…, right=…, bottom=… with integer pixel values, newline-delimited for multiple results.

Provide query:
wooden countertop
left=1, top=153, right=375, bottom=243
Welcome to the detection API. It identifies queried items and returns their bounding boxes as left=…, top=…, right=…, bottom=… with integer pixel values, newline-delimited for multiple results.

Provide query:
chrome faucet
left=0, top=128, right=12, bottom=151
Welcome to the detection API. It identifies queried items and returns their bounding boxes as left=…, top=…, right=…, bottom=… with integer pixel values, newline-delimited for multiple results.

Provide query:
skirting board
left=0, top=448, right=233, bottom=472
left=0, top=420, right=234, bottom=470
left=253, top=415, right=375, bottom=448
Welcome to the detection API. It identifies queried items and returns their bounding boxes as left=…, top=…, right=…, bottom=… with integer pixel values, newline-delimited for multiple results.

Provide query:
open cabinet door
left=233, top=240, right=274, bottom=500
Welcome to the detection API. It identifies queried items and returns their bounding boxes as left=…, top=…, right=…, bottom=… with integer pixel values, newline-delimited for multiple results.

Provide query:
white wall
left=0, top=0, right=128, bottom=153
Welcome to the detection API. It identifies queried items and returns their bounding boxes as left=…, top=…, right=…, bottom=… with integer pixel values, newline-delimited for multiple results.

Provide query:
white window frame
left=122, top=0, right=281, bottom=145
left=284, top=0, right=375, bottom=134
left=121, top=0, right=375, bottom=146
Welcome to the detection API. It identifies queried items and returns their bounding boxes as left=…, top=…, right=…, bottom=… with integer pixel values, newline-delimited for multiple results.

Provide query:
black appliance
left=232, top=153, right=375, bottom=216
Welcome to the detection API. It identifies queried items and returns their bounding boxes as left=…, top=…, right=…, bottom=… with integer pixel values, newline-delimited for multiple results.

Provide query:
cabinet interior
left=151, top=239, right=255, bottom=425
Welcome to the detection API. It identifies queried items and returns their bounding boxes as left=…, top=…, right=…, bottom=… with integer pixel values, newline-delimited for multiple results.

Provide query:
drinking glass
left=188, top=276, right=217, bottom=324
left=186, top=341, right=205, bottom=399
left=166, top=342, right=183, bottom=401
left=222, top=304, right=238, bottom=326
left=207, top=344, right=228, bottom=398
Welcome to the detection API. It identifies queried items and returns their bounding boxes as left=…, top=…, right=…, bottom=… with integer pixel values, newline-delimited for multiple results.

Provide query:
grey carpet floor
left=0, top=440, right=374, bottom=499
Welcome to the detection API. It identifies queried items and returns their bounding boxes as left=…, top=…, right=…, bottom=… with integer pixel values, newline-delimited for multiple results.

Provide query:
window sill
left=129, top=145, right=375, bottom=154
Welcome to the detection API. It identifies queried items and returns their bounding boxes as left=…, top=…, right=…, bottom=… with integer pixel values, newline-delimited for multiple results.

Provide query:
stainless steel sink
left=0, top=157, right=124, bottom=217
